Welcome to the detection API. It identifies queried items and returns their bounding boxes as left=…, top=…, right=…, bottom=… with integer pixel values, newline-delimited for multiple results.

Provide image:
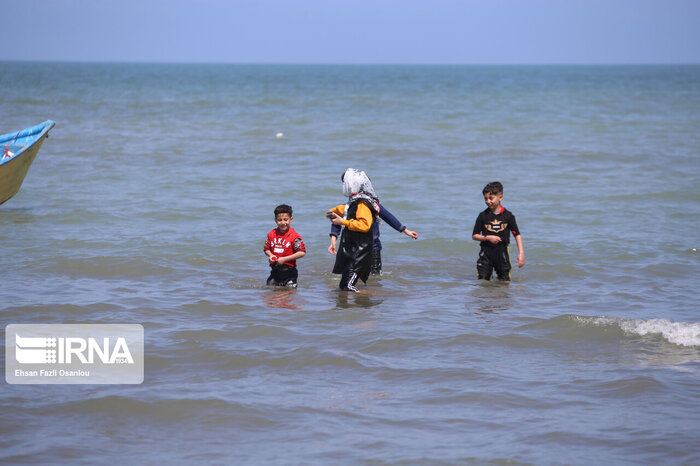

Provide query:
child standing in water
left=329, top=205, right=418, bottom=275
left=326, top=168, right=379, bottom=291
left=328, top=173, right=418, bottom=275
left=264, top=204, right=306, bottom=288
left=472, top=182, right=524, bottom=282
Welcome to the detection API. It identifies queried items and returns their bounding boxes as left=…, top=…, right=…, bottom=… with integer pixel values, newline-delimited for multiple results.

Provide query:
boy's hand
left=268, top=255, right=278, bottom=266
left=517, top=254, right=525, bottom=268
left=486, top=235, right=503, bottom=244
left=404, top=229, right=418, bottom=240
left=328, top=236, right=337, bottom=255
left=485, top=235, right=502, bottom=244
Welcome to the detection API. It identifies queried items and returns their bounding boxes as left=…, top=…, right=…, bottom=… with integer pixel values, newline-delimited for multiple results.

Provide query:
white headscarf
left=342, top=168, right=380, bottom=214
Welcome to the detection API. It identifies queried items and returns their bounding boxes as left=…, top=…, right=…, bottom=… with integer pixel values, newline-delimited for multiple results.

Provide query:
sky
left=1, top=0, right=699, bottom=64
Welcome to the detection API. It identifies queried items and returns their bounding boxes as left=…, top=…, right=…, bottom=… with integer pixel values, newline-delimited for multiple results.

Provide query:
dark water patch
left=587, top=375, right=668, bottom=398
left=45, top=255, right=175, bottom=279
left=37, top=395, right=277, bottom=428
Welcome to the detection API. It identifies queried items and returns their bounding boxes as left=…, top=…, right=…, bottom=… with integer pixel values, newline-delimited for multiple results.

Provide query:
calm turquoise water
left=1, top=63, right=700, bottom=464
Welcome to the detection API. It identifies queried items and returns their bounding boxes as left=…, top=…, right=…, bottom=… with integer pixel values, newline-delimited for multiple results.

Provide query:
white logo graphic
left=15, top=335, right=57, bottom=364
left=271, top=237, right=290, bottom=254
left=15, top=334, right=134, bottom=365
left=6, top=324, right=144, bottom=385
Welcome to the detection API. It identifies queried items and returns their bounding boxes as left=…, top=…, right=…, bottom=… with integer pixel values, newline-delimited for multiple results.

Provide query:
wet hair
left=274, top=204, right=293, bottom=217
left=482, top=182, right=503, bottom=196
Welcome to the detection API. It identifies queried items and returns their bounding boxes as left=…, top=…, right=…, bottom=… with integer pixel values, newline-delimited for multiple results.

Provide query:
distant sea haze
left=1, top=63, right=699, bottom=464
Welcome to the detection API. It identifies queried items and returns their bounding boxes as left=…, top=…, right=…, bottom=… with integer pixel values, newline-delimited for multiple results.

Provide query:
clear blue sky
left=2, top=0, right=699, bottom=64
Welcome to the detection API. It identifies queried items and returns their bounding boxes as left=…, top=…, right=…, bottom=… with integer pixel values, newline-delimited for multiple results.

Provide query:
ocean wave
left=519, top=315, right=700, bottom=347
left=583, top=316, right=700, bottom=347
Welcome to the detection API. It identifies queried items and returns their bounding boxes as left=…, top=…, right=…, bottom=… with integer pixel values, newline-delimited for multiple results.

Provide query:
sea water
left=1, top=63, right=699, bottom=464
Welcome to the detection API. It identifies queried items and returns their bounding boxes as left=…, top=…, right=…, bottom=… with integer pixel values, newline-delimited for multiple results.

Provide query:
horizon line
left=2, top=59, right=699, bottom=67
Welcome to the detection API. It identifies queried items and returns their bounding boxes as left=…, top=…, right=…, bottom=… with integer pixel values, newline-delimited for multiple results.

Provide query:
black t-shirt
left=472, top=206, right=520, bottom=248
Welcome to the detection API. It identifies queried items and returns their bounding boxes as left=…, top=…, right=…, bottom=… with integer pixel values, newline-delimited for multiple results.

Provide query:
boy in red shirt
left=264, top=204, right=306, bottom=287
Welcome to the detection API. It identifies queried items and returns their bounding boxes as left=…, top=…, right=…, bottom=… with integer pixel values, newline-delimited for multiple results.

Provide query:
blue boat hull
left=0, top=120, right=55, bottom=205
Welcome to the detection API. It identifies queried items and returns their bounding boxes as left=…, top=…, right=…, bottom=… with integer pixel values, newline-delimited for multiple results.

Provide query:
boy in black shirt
left=472, top=182, right=525, bottom=282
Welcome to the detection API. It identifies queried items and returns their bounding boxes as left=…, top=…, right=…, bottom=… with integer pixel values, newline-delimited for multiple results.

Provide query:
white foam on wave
left=583, top=316, right=700, bottom=347
left=620, top=319, right=700, bottom=347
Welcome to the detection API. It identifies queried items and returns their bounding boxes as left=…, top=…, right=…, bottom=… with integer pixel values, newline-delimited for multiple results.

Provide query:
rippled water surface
left=1, top=63, right=700, bottom=464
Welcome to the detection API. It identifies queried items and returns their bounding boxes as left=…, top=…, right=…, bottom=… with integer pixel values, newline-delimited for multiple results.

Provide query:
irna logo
left=6, top=324, right=144, bottom=385
left=15, top=334, right=134, bottom=365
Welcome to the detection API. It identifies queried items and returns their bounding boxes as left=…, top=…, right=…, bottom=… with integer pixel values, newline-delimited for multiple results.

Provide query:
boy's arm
left=264, top=239, right=278, bottom=265
left=378, top=204, right=404, bottom=232
left=509, top=213, right=524, bottom=267
left=329, top=221, right=341, bottom=253
left=472, top=216, right=483, bottom=242
left=378, top=204, right=419, bottom=239
left=472, top=233, right=502, bottom=244
left=277, top=236, right=306, bottom=264
left=264, top=235, right=274, bottom=257
left=328, top=207, right=339, bottom=254
left=276, top=251, right=306, bottom=265
left=515, top=234, right=524, bottom=268
left=472, top=214, right=501, bottom=245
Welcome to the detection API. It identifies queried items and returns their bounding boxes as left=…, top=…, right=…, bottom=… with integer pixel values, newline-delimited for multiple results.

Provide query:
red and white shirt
left=264, top=227, right=306, bottom=267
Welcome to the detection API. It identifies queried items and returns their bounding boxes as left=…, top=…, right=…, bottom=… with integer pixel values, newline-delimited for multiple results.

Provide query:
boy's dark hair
left=482, top=182, right=503, bottom=195
left=274, top=204, right=293, bottom=217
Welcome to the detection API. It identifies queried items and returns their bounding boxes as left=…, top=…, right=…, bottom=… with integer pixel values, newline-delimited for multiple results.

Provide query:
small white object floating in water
left=276, top=132, right=284, bottom=139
